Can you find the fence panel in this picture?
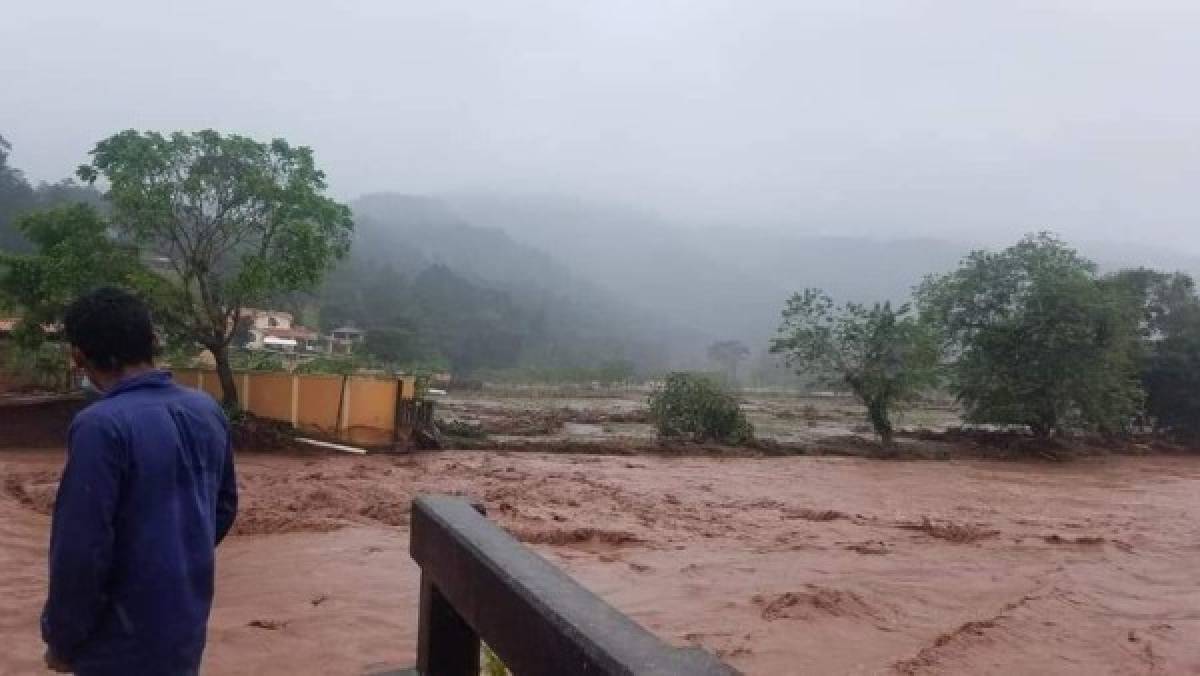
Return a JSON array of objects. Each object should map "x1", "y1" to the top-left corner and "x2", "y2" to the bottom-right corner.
[
  {"x1": 346, "y1": 377, "x2": 398, "y2": 445},
  {"x1": 296, "y1": 374, "x2": 344, "y2": 436},
  {"x1": 245, "y1": 372, "x2": 293, "y2": 423}
]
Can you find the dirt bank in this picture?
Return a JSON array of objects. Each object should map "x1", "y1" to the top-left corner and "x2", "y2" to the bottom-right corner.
[
  {"x1": 0, "y1": 395, "x2": 87, "y2": 448},
  {"x1": 2, "y1": 448, "x2": 1199, "y2": 674}
]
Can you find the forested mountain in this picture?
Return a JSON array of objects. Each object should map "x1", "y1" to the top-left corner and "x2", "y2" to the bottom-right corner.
[
  {"x1": 443, "y1": 194, "x2": 965, "y2": 349},
  {"x1": 313, "y1": 193, "x2": 678, "y2": 376},
  {"x1": 0, "y1": 135, "x2": 103, "y2": 253}
]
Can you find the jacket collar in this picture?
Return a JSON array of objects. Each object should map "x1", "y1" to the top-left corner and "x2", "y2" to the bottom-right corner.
[{"x1": 103, "y1": 369, "x2": 173, "y2": 398}]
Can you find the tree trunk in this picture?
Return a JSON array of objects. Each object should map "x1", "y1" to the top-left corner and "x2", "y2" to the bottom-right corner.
[
  {"x1": 866, "y1": 398, "x2": 894, "y2": 446},
  {"x1": 212, "y1": 343, "x2": 239, "y2": 409},
  {"x1": 1030, "y1": 421, "x2": 1054, "y2": 441}
]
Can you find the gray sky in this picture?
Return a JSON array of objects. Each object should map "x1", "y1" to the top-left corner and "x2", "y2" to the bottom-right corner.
[{"x1": 4, "y1": 1, "x2": 1200, "y2": 250}]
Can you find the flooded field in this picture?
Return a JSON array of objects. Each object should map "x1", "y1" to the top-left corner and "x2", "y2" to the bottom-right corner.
[
  {"x1": 435, "y1": 387, "x2": 962, "y2": 447},
  {"x1": 3, "y1": 433, "x2": 1199, "y2": 674}
]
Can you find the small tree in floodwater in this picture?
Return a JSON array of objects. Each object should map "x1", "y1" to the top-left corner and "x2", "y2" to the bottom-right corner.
[
  {"x1": 770, "y1": 289, "x2": 939, "y2": 445},
  {"x1": 648, "y1": 372, "x2": 753, "y2": 444}
]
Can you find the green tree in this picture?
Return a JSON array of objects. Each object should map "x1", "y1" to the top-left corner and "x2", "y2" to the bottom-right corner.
[
  {"x1": 0, "y1": 204, "x2": 145, "y2": 343},
  {"x1": 770, "y1": 289, "x2": 938, "y2": 445},
  {"x1": 648, "y1": 372, "x2": 753, "y2": 444},
  {"x1": 78, "y1": 130, "x2": 353, "y2": 406},
  {"x1": 0, "y1": 136, "x2": 105, "y2": 254},
  {"x1": 918, "y1": 233, "x2": 1142, "y2": 438},
  {"x1": 0, "y1": 134, "x2": 36, "y2": 252},
  {"x1": 707, "y1": 339, "x2": 750, "y2": 383},
  {"x1": 1108, "y1": 268, "x2": 1200, "y2": 438}
]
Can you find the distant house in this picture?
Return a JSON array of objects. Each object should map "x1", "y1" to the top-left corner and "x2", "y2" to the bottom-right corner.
[
  {"x1": 239, "y1": 308, "x2": 321, "y2": 353},
  {"x1": 328, "y1": 326, "x2": 366, "y2": 355}
]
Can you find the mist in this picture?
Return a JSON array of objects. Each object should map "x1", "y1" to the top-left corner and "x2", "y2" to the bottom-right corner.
[{"x1": 5, "y1": 1, "x2": 1200, "y2": 250}]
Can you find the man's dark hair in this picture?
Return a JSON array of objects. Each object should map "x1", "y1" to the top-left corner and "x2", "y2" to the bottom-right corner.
[{"x1": 64, "y1": 287, "x2": 155, "y2": 371}]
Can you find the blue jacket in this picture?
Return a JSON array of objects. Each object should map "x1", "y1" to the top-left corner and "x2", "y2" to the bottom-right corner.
[{"x1": 42, "y1": 370, "x2": 237, "y2": 675}]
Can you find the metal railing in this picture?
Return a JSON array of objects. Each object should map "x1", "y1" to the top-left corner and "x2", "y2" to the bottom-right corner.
[{"x1": 402, "y1": 495, "x2": 737, "y2": 676}]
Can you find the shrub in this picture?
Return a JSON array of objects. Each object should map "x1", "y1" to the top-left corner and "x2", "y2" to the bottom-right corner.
[
  {"x1": 647, "y1": 372, "x2": 753, "y2": 444},
  {"x1": 294, "y1": 355, "x2": 359, "y2": 375},
  {"x1": 2, "y1": 342, "x2": 72, "y2": 391},
  {"x1": 229, "y1": 349, "x2": 285, "y2": 372}
]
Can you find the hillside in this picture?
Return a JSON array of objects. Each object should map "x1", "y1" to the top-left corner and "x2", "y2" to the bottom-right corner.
[
  {"x1": 314, "y1": 193, "x2": 680, "y2": 375},
  {"x1": 443, "y1": 193, "x2": 1200, "y2": 355}
]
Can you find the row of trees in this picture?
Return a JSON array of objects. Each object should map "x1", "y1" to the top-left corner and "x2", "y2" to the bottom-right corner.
[{"x1": 772, "y1": 233, "x2": 1200, "y2": 443}]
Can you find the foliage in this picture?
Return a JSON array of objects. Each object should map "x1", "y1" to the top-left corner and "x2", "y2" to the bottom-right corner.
[
  {"x1": 481, "y1": 644, "x2": 510, "y2": 676},
  {"x1": 293, "y1": 355, "x2": 360, "y2": 375},
  {"x1": 0, "y1": 135, "x2": 105, "y2": 253},
  {"x1": 647, "y1": 372, "x2": 753, "y2": 444},
  {"x1": 0, "y1": 134, "x2": 36, "y2": 252},
  {"x1": 437, "y1": 418, "x2": 488, "y2": 439},
  {"x1": 78, "y1": 129, "x2": 353, "y2": 405},
  {"x1": 770, "y1": 288, "x2": 939, "y2": 444},
  {"x1": 1, "y1": 342, "x2": 72, "y2": 391},
  {"x1": 0, "y1": 204, "x2": 146, "y2": 345},
  {"x1": 320, "y1": 259, "x2": 532, "y2": 375},
  {"x1": 228, "y1": 349, "x2": 285, "y2": 372},
  {"x1": 917, "y1": 233, "x2": 1142, "y2": 437},
  {"x1": 707, "y1": 339, "x2": 750, "y2": 383},
  {"x1": 1108, "y1": 268, "x2": 1200, "y2": 439},
  {"x1": 362, "y1": 324, "x2": 434, "y2": 365}
]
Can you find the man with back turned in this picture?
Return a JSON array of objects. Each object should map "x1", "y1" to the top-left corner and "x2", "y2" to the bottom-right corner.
[{"x1": 41, "y1": 287, "x2": 238, "y2": 675}]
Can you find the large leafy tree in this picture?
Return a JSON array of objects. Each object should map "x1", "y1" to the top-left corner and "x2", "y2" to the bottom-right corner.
[
  {"x1": 918, "y1": 233, "x2": 1142, "y2": 438},
  {"x1": 0, "y1": 204, "x2": 145, "y2": 344},
  {"x1": 771, "y1": 289, "x2": 939, "y2": 445},
  {"x1": 707, "y1": 339, "x2": 750, "y2": 383},
  {"x1": 78, "y1": 130, "x2": 353, "y2": 406}
]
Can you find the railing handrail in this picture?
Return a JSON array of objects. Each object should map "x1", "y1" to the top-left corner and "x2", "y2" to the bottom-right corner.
[{"x1": 410, "y1": 495, "x2": 736, "y2": 676}]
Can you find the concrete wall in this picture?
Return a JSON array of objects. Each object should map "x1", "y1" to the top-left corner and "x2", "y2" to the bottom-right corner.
[{"x1": 174, "y1": 369, "x2": 417, "y2": 446}]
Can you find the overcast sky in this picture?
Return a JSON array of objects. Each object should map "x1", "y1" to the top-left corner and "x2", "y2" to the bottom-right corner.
[{"x1": 3, "y1": 1, "x2": 1200, "y2": 249}]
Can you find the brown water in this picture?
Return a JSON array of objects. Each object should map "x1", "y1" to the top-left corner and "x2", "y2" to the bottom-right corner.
[{"x1": 3, "y1": 448, "x2": 1199, "y2": 674}]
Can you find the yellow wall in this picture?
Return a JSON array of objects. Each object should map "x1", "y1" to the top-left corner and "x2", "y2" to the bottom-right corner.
[
  {"x1": 174, "y1": 370, "x2": 201, "y2": 389},
  {"x1": 245, "y1": 372, "x2": 293, "y2": 423},
  {"x1": 296, "y1": 375, "x2": 343, "y2": 435},
  {"x1": 199, "y1": 372, "x2": 223, "y2": 401},
  {"x1": 346, "y1": 378, "x2": 398, "y2": 445},
  {"x1": 173, "y1": 369, "x2": 417, "y2": 446}
]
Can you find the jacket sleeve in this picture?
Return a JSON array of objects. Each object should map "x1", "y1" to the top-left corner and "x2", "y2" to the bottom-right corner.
[
  {"x1": 214, "y1": 428, "x2": 238, "y2": 545},
  {"x1": 41, "y1": 414, "x2": 125, "y2": 663}
]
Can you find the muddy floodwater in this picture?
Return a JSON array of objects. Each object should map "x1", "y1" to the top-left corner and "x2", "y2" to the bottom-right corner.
[{"x1": 3, "y1": 445, "x2": 1199, "y2": 674}]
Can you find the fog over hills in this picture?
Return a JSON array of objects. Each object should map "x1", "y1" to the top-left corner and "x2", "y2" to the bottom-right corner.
[{"x1": 345, "y1": 191, "x2": 1200, "y2": 371}]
